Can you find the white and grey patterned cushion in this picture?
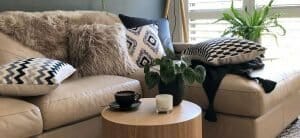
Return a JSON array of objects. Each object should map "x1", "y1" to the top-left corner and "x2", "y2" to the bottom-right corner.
[
  {"x1": 126, "y1": 24, "x2": 166, "y2": 68},
  {"x1": 182, "y1": 37, "x2": 266, "y2": 66},
  {"x1": 0, "y1": 58, "x2": 76, "y2": 96}
]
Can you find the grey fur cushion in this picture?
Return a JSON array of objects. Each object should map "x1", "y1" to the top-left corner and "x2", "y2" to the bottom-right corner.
[{"x1": 68, "y1": 23, "x2": 138, "y2": 77}]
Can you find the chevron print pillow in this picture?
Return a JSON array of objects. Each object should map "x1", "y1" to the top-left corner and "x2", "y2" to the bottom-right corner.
[
  {"x1": 0, "y1": 58, "x2": 76, "y2": 96},
  {"x1": 182, "y1": 37, "x2": 265, "y2": 66},
  {"x1": 126, "y1": 24, "x2": 166, "y2": 68}
]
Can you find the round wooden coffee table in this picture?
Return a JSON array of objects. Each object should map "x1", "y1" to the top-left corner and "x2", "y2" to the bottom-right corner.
[{"x1": 101, "y1": 98, "x2": 202, "y2": 138}]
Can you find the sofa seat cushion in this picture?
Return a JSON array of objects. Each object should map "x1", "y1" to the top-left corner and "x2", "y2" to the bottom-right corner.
[
  {"x1": 0, "y1": 97, "x2": 43, "y2": 137},
  {"x1": 185, "y1": 59, "x2": 300, "y2": 117},
  {"x1": 28, "y1": 75, "x2": 141, "y2": 130}
]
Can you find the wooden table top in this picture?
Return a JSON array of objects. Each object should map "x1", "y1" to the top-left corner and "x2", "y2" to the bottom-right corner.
[{"x1": 101, "y1": 98, "x2": 202, "y2": 126}]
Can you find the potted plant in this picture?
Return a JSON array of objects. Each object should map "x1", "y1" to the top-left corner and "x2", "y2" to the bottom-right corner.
[
  {"x1": 215, "y1": 0, "x2": 286, "y2": 42},
  {"x1": 144, "y1": 50, "x2": 206, "y2": 106}
]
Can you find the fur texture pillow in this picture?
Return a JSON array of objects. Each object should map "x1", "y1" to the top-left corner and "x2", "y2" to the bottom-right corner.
[
  {"x1": 0, "y1": 11, "x2": 121, "y2": 62},
  {"x1": 68, "y1": 23, "x2": 138, "y2": 77},
  {"x1": 0, "y1": 11, "x2": 68, "y2": 61}
]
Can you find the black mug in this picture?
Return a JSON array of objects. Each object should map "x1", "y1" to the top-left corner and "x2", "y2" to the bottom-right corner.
[{"x1": 115, "y1": 91, "x2": 141, "y2": 107}]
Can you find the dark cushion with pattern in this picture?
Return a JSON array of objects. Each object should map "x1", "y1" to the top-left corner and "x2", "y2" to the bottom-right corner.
[
  {"x1": 119, "y1": 14, "x2": 174, "y2": 53},
  {"x1": 126, "y1": 24, "x2": 166, "y2": 68},
  {"x1": 182, "y1": 37, "x2": 266, "y2": 66}
]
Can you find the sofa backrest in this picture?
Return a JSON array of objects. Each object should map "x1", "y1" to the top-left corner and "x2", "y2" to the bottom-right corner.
[
  {"x1": 0, "y1": 10, "x2": 121, "y2": 62},
  {"x1": 0, "y1": 32, "x2": 45, "y2": 65}
]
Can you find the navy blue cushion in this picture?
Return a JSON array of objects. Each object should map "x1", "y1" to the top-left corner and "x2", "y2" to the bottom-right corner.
[{"x1": 119, "y1": 14, "x2": 174, "y2": 53}]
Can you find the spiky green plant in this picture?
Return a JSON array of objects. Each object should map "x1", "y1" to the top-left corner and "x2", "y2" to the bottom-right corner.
[{"x1": 216, "y1": 0, "x2": 286, "y2": 42}]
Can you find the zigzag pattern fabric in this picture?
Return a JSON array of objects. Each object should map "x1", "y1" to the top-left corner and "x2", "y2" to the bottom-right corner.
[
  {"x1": 182, "y1": 37, "x2": 265, "y2": 66},
  {"x1": 0, "y1": 58, "x2": 76, "y2": 85}
]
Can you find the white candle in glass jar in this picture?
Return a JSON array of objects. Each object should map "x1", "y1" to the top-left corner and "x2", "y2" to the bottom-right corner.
[{"x1": 156, "y1": 94, "x2": 173, "y2": 113}]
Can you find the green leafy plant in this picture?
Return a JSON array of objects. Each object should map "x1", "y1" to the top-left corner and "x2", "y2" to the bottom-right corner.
[
  {"x1": 215, "y1": 0, "x2": 286, "y2": 42},
  {"x1": 144, "y1": 49, "x2": 206, "y2": 89}
]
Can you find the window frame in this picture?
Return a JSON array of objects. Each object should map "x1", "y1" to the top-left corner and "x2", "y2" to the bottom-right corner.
[
  {"x1": 188, "y1": 0, "x2": 300, "y2": 20},
  {"x1": 187, "y1": 0, "x2": 300, "y2": 43}
]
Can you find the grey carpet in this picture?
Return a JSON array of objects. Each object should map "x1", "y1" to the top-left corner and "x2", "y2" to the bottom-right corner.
[{"x1": 279, "y1": 118, "x2": 300, "y2": 138}]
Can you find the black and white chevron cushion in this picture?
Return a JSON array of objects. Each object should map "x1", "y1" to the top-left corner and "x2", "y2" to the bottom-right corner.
[
  {"x1": 0, "y1": 58, "x2": 76, "y2": 96},
  {"x1": 182, "y1": 37, "x2": 265, "y2": 66},
  {"x1": 126, "y1": 24, "x2": 166, "y2": 68}
]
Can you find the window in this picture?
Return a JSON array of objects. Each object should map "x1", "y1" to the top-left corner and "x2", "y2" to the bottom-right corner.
[
  {"x1": 188, "y1": 0, "x2": 300, "y2": 57},
  {"x1": 261, "y1": 18, "x2": 300, "y2": 49},
  {"x1": 188, "y1": 0, "x2": 242, "y2": 10},
  {"x1": 256, "y1": 0, "x2": 300, "y2": 7},
  {"x1": 189, "y1": 3, "x2": 196, "y2": 7},
  {"x1": 188, "y1": 0, "x2": 243, "y2": 43},
  {"x1": 189, "y1": 19, "x2": 229, "y2": 42}
]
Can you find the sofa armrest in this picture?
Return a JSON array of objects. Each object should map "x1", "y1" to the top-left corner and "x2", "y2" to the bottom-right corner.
[
  {"x1": 172, "y1": 42, "x2": 193, "y2": 60},
  {"x1": 173, "y1": 42, "x2": 193, "y2": 54},
  {"x1": 127, "y1": 68, "x2": 159, "y2": 98}
]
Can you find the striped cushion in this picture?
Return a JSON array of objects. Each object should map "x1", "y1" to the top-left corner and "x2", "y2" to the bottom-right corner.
[
  {"x1": 0, "y1": 58, "x2": 76, "y2": 96},
  {"x1": 182, "y1": 37, "x2": 265, "y2": 66}
]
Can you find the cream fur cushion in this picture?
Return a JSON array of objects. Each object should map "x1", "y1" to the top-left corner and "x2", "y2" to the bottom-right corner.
[
  {"x1": 0, "y1": 11, "x2": 68, "y2": 61},
  {"x1": 0, "y1": 11, "x2": 121, "y2": 62},
  {"x1": 68, "y1": 23, "x2": 138, "y2": 77}
]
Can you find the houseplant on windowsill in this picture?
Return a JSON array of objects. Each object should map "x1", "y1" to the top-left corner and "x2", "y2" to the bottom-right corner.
[
  {"x1": 144, "y1": 50, "x2": 206, "y2": 106},
  {"x1": 215, "y1": 0, "x2": 286, "y2": 42}
]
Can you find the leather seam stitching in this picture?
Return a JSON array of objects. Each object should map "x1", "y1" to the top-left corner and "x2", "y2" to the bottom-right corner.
[{"x1": 0, "y1": 108, "x2": 39, "y2": 117}]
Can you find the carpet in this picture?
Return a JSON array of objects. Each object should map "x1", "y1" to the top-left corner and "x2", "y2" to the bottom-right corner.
[{"x1": 279, "y1": 118, "x2": 300, "y2": 138}]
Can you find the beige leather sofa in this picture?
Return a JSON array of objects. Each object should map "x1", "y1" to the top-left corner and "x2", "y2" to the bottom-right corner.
[
  {"x1": 0, "y1": 11, "x2": 142, "y2": 138},
  {"x1": 155, "y1": 44, "x2": 300, "y2": 138},
  {"x1": 131, "y1": 43, "x2": 300, "y2": 138},
  {"x1": 0, "y1": 11, "x2": 300, "y2": 138},
  {"x1": 0, "y1": 31, "x2": 142, "y2": 137},
  {"x1": 185, "y1": 59, "x2": 300, "y2": 138}
]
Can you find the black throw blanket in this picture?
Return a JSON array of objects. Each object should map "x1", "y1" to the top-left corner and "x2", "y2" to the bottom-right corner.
[{"x1": 191, "y1": 58, "x2": 277, "y2": 122}]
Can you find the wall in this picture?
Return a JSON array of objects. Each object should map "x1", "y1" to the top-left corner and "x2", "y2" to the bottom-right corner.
[
  {"x1": 104, "y1": 0, "x2": 164, "y2": 18},
  {"x1": 0, "y1": 0, "x2": 164, "y2": 19}
]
